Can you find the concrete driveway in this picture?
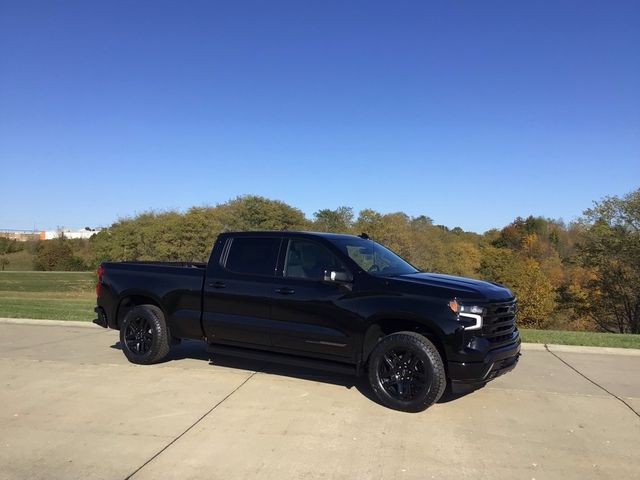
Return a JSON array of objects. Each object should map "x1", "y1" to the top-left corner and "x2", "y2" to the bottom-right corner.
[{"x1": 0, "y1": 321, "x2": 638, "y2": 480}]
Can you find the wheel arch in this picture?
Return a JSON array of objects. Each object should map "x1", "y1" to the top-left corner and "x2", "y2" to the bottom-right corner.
[
  {"x1": 115, "y1": 290, "x2": 165, "y2": 330},
  {"x1": 362, "y1": 317, "x2": 447, "y2": 365}
]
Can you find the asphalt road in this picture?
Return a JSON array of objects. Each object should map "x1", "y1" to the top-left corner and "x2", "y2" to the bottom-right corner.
[{"x1": 1, "y1": 322, "x2": 639, "y2": 480}]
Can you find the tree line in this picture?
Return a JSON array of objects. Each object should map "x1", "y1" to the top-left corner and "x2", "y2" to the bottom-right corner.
[{"x1": 5, "y1": 188, "x2": 638, "y2": 334}]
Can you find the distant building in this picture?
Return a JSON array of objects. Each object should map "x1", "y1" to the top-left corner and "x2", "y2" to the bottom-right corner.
[
  {"x1": 0, "y1": 227, "x2": 102, "y2": 241},
  {"x1": 41, "y1": 227, "x2": 101, "y2": 240},
  {"x1": 0, "y1": 230, "x2": 40, "y2": 241}
]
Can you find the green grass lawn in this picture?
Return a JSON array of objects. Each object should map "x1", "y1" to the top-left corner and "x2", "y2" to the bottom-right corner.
[
  {"x1": 519, "y1": 328, "x2": 640, "y2": 349},
  {"x1": 0, "y1": 271, "x2": 95, "y2": 321}
]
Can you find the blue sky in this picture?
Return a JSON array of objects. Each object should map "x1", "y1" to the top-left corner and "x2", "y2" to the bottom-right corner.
[{"x1": 1, "y1": 0, "x2": 638, "y2": 233}]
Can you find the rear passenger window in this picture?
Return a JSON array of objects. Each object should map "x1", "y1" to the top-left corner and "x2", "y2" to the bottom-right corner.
[{"x1": 224, "y1": 237, "x2": 281, "y2": 277}]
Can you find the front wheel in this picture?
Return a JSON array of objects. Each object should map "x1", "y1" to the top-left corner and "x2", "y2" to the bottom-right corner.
[
  {"x1": 120, "y1": 304, "x2": 171, "y2": 365},
  {"x1": 368, "y1": 332, "x2": 446, "y2": 412}
]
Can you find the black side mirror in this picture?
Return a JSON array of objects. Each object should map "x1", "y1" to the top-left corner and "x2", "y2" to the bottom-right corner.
[{"x1": 324, "y1": 270, "x2": 353, "y2": 283}]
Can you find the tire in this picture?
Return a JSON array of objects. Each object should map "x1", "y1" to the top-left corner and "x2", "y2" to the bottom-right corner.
[
  {"x1": 120, "y1": 304, "x2": 171, "y2": 365},
  {"x1": 367, "y1": 331, "x2": 446, "y2": 412}
]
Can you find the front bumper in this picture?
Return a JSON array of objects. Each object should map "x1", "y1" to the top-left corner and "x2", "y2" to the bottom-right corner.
[{"x1": 448, "y1": 340, "x2": 520, "y2": 386}]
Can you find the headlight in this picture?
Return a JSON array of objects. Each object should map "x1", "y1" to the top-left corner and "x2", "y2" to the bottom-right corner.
[
  {"x1": 460, "y1": 305, "x2": 484, "y2": 315},
  {"x1": 449, "y1": 299, "x2": 484, "y2": 330},
  {"x1": 459, "y1": 311, "x2": 483, "y2": 330}
]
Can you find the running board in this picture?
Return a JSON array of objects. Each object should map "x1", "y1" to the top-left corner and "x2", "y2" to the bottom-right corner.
[{"x1": 207, "y1": 343, "x2": 357, "y2": 375}]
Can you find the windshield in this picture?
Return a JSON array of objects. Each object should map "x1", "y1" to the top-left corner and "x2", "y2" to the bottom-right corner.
[{"x1": 330, "y1": 237, "x2": 419, "y2": 277}]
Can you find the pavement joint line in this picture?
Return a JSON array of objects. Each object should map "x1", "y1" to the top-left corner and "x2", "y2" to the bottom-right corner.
[
  {"x1": 483, "y1": 386, "x2": 612, "y2": 399},
  {"x1": 123, "y1": 367, "x2": 264, "y2": 480},
  {"x1": 544, "y1": 344, "x2": 640, "y2": 419}
]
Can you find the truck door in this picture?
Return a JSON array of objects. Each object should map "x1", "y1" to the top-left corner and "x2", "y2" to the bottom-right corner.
[
  {"x1": 202, "y1": 235, "x2": 282, "y2": 347},
  {"x1": 269, "y1": 238, "x2": 358, "y2": 359}
]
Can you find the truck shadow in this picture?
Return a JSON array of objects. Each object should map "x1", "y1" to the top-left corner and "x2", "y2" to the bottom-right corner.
[{"x1": 111, "y1": 339, "x2": 479, "y2": 407}]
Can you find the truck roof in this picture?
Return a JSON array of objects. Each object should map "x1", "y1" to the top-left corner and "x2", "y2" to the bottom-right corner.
[{"x1": 218, "y1": 230, "x2": 364, "y2": 241}]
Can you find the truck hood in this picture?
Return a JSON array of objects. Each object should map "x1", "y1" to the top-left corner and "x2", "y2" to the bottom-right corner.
[{"x1": 394, "y1": 272, "x2": 514, "y2": 302}]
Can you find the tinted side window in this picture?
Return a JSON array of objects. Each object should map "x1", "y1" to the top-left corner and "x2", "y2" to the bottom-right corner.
[
  {"x1": 224, "y1": 237, "x2": 281, "y2": 276},
  {"x1": 284, "y1": 239, "x2": 347, "y2": 281}
]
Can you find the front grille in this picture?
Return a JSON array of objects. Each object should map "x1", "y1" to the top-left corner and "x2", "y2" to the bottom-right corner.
[{"x1": 481, "y1": 300, "x2": 518, "y2": 347}]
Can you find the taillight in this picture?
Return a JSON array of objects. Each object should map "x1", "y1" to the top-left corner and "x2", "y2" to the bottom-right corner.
[{"x1": 96, "y1": 265, "x2": 105, "y2": 297}]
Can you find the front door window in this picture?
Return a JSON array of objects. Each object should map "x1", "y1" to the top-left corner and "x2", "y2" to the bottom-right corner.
[{"x1": 283, "y1": 239, "x2": 347, "y2": 281}]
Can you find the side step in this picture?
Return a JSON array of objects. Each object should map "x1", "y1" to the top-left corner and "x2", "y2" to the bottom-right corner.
[{"x1": 207, "y1": 343, "x2": 358, "y2": 375}]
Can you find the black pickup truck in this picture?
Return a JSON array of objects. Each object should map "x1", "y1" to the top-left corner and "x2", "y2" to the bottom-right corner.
[{"x1": 94, "y1": 230, "x2": 520, "y2": 412}]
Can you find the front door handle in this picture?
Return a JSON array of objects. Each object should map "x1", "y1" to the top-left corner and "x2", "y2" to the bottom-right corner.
[
  {"x1": 275, "y1": 288, "x2": 295, "y2": 295},
  {"x1": 209, "y1": 281, "x2": 226, "y2": 289}
]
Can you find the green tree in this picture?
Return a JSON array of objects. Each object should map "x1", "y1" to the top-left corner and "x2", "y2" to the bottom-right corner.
[
  {"x1": 354, "y1": 210, "x2": 414, "y2": 259},
  {"x1": 89, "y1": 196, "x2": 310, "y2": 263},
  {"x1": 0, "y1": 238, "x2": 23, "y2": 271},
  {"x1": 179, "y1": 206, "x2": 226, "y2": 261},
  {"x1": 216, "y1": 195, "x2": 310, "y2": 232},
  {"x1": 0, "y1": 238, "x2": 23, "y2": 254},
  {"x1": 34, "y1": 238, "x2": 88, "y2": 271},
  {"x1": 479, "y1": 247, "x2": 555, "y2": 328},
  {"x1": 577, "y1": 188, "x2": 640, "y2": 333},
  {"x1": 353, "y1": 209, "x2": 385, "y2": 238},
  {"x1": 313, "y1": 206, "x2": 354, "y2": 233}
]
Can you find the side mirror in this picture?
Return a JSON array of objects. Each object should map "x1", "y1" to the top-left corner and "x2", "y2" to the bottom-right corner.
[{"x1": 324, "y1": 270, "x2": 353, "y2": 283}]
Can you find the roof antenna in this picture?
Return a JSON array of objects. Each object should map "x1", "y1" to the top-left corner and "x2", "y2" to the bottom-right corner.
[{"x1": 359, "y1": 232, "x2": 370, "y2": 240}]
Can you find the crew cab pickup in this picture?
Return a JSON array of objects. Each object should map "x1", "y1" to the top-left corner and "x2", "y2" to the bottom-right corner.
[{"x1": 94, "y1": 231, "x2": 520, "y2": 412}]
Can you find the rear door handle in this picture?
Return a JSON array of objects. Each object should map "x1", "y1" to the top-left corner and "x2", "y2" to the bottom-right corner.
[
  {"x1": 209, "y1": 281, "x2": 226, "y2": 289},
  {"x1": 275, "y1": 288, "x2": 295, "y2": 295}
]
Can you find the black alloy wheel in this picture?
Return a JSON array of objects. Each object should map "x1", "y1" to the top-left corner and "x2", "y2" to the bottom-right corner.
[
  {"x1": 377, "y1": 346, "x2": 429, "y2": 401},
  {"x1": 368, "y1": 331, "x2": 446, "y2": 412},
  {"x1": 120, "y1": 304, "x2": 171, "y2": 365},
  {"x1": 124, "y1": 315, "x2": 153, "y2": 355}
]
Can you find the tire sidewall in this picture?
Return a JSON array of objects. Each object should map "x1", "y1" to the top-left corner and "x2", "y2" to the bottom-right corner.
[{"x1": 120, "y1": 305, "x2": 170, "y2": 365}]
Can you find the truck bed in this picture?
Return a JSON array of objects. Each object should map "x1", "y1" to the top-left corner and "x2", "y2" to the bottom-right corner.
[{"x1": 98, "y1": 261, "x2": 207, "y2": 339}]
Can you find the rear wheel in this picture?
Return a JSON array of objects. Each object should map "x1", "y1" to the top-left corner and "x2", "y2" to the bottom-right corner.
[
  {"x1": 120, "y1": 304, "x2": 171, "y2": 365},
  {"x1": 368, "y1": 331, "x2": 446, "y2": 412}
]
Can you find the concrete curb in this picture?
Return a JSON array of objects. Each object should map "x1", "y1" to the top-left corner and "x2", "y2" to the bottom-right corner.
[
  {"x1": 521, "y1": 342, "x2": 640, "y2": 356},
  {"x1": 1, "y1": 318, "x2": 639, "y2": 355},
  {"x1": 0, "y1": 318, "x2": 99, "y2": 329}
]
